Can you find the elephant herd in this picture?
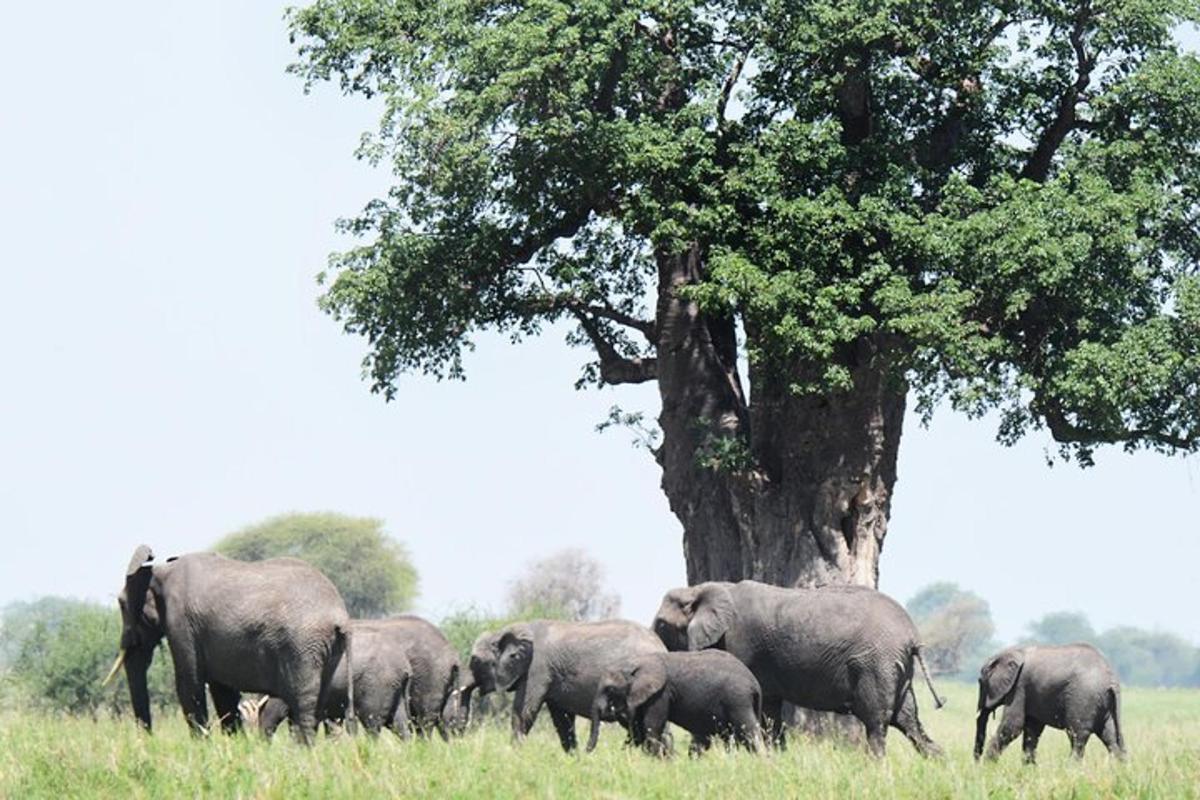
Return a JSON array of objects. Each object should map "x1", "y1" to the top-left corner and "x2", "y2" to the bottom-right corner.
[{"x1": 104, "y1": 546, "x2": 1126, "y2": 763}]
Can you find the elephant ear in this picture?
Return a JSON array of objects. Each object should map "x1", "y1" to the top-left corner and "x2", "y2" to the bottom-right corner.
[
  {"x1": 687, "y1": 583, "x2": 735, "y2": 651},
  {"x1": 981, "y1": 650, "x2": 1025, "y2": 710},
  {"x1": 497, "y1": 624, "x2": 535, "y2": 681},
  {"x1": 626, "y1": 657, "x2": 668, "y2": 710},
  {"x1": 123, "y1": 545, "x2": 156, "y2": 628}
]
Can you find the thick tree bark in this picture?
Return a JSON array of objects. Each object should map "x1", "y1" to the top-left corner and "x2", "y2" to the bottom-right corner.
[{"x1": 654, "y1": 246, "x2": 905, "y2": 591}]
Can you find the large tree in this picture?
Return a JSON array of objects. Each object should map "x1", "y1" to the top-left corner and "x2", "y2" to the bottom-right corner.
[{"x1": 289, "y1": 0, "x2": 1200, "y2": 588}]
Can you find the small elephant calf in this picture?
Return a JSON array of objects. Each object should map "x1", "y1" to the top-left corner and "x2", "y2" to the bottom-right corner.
[
  {"x1": 975, "y1": 643, "x2": 1125, "y2": 763},
  {"x1": 587, "y1": 650, "x2": 763, "y2": 756}
]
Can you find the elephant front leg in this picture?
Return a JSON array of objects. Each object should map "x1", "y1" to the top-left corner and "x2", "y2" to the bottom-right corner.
[
  {"x1": 170, "y1": 659, "x2": 209, "y2": 735},
  {"x1": 985, "y1": 706, "x2": 1025, "y2": 761},
  {"x1": 547, "y1": 705, "x2": 577, "y2": 752},
  {"x1": 209, "y1": 682, "x2": 242, "y2": 735},
  {"x1": 1021, "y1": 720, "x2": 1044, "y2": 764},
  {"x1": 510, "y1": 678, "x2": 547, "y2": 742},
  {"x1": 762, "y1": 696, "x2": 787, "y2": 750}
]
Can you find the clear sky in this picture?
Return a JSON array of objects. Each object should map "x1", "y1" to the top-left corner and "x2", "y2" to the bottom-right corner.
[{"x1": 2, "y1": 3, "x2": 1197, "y2": 645}]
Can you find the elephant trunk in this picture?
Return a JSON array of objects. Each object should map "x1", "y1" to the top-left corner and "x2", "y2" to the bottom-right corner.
[
  {"x1": 124, "y1": 646, "x2": 154, "y2": 730},
  {"x1": 457, "y1": 682, "x2": 477, "y2": 731},
  {"x1": 586, "y1": 697, "x2": 604, "y2": 753}
]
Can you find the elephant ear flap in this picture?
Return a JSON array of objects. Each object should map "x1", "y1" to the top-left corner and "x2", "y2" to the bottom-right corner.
[
  {"x1": 687, "y1": 583, "x2": 734, "y2": 651},
  {"x1": 982, "y1": 650, "x2": 1025, "y2": 710},
  {"x1": 125, "y1": 545, "x2": 154, "y2": 577},
  {"x1": 499, "y1": 624, "x2": 535, "y2": 665},
  {"x1": 627, "y1": 657, "x2": 667, "y2": 710}
]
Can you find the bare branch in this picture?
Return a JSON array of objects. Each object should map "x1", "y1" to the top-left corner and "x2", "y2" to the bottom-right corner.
[
  {"x1": 717, "y1": 45, "x2": 752, "y2": 124},
  {"x1": 571, "y1": 308, "x2": 658, "y2": 385},
  {"x1": 1020, "y1": 6, "x2": 1096, "y2": 182}
]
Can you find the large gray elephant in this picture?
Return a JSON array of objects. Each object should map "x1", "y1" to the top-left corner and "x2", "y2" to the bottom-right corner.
[
  {"x1": 256, "y1": 619, "x2": 412, "y2": 738},
  {"x1": 974, "y1": 643, "x2": 1125, "y2": 763},
  {"x1": 653, "y1": 580, "x2": 944, "y2": 757},
  {"x1": 463, "y1": 619, "x2": 666, "y2": 752},
  {"x1": 104, "y1": 545, "x2": 352, "y2": 744},
  {"x1": 587, "y1": 650, "x2": 763, "y2": 756}
]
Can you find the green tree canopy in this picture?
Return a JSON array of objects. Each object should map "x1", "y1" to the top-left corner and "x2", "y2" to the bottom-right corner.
[
  {"x1": 287, "y1": 0, "x2": 1200, "y2": 587},
  {"x1": 1, "y1": 598, "x2": 173, "y2": 716},
  {"x1": 214, "y1": 512, "x2": 418, "y2": 618},
  {"x1": 1025, "y1": 610, "x2": 1097, "y2": 644},
  {"x1": 906, "y1": 582, "x2": 996, "y2": 679}
]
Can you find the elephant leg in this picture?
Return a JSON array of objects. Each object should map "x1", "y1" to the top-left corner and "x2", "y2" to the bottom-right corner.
[
  {"x1": 389, "y1": 692, "x2": 412, "y2": 741},
  {"x1": 1098, "y1": 716, "x2": 1124, "y2": 760},
  {"x1": 732, "y1": 708, "x2": 764, "y2": 753},
  {"x1": 985, "y1": 705, "x2": 1025, "y2": 761},
  {"x1": 170, "y1": 655, "x2": 209, "y2": 735},
  {"x1": 890, "y1": 688, "x2": 943, "y2": 758},
  {"x1": 688, "y1": 734, "x2": 712, "y2": 758},
  {"x1": 209, "y1": 682, "x2": 242, "y2": 735},
  {"x1": 1068, "y1": 729, "x2": 1090, "y2": 760},
  {"x1": 286, "y1": 686, "x2": 322, "y2": 746},
  {"x1": 548, "y1": 705, "x2": 577, "y2": 753},
  {"x1": 510, "y1": 677, "x2": 547, "y2": 741},
  {"x1": 762, "y1": 695, "x2": 786, "y2": 750},
  {"x1": 1021, "y1": 719, "x2": 1045, "y2": 765},
  {"x1": 640, "y1": 698, "x2": 671, "y2": 758}
]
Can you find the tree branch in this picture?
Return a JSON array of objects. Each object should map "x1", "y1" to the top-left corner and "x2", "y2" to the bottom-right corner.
[
  {"x1": 570, "y1": 309, "x2": 659, "y2": 385},
  {"x1": 1020, "y1": 6, "x2": 1096, "y2": 183},
  {"x1": 1037, "y1": 396, "x2": 1197, "y2": 451},
  {"x1": 717, "y1": 45, "x2": 752, "y2": 124}
]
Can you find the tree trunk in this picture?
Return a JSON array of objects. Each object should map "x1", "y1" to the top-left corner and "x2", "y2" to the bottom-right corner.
[{"x1": 655, "y1": 246, "x2": 906, "y2": 590}]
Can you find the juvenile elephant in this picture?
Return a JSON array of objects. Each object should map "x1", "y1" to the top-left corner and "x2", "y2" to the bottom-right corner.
[
  {"x1": 385, "y1": 615, "x2": 463, "y2": 739},
  {"x1": 104, "y1": 546, "x2": 351, "y2": 744},
  {"x1": 653, "y1": 580, "x2": 944, "y2": 757},
  {"x1": 975, "y1": 643, "x2": 1125, "y2": 763},
  {"x1": 256, "y1": 619, "x2": 412, "y2": 738},
  {"x1": 464, "y1": 619, "x2": 665, "y2": 752},
  {"x1": 587, "y1": 650, "x2": 763, "y2": 756}
]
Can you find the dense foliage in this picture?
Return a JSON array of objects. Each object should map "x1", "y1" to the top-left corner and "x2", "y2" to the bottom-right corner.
[
  {"x1": 214, "y1": 512, "x2": 418, "y2": 618},
  {"x1": 0, "y1": 598, "x2": 173, "y2": 716},
  {"x1": 290, "y1": 0, "x2": 1200, "y2": 464},
  {"x1": 905, "y1": 582, "x2": 997, "y2": 679}
]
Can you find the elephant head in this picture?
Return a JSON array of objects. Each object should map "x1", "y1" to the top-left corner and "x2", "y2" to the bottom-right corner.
[
  {"x1": 652, "y1": 583, "x2": 735, "y2": 652},
  {"x1": 974, "y1": 648, "x2": 1026, "y2": 760},
  {"x1": 467, "y1": 625, "x2": 534, "y2": 695},
  {"x1": 104, "y1": 545, "x2": 164, "y2": 730},
  {"x1": 586, "y1": 656, "x2": 667, "y2": 752}
]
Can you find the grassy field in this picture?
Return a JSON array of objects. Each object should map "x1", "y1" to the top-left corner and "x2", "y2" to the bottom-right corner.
[{"x1": 1, "y1": 683, "x2": 1196, "y2": 799}]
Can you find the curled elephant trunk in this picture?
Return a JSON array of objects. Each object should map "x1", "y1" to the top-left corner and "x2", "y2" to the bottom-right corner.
[{"x1": 586, "y1": 698, "x2": 604, "y2": 753}]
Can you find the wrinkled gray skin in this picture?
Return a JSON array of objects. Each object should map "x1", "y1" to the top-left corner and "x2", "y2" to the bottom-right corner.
[
  {"x1": 653, "y1": 580, "x2": 944, "y2": 757},
  {"x1": 975, "y1": 643, "x2": 1125, "y2": 763},
  {"x1": 113, "y1": 546, "x2": 350, "y2": 745},
  {"x1": 384, "y1": 615, "x2": 463, "y2": 739},
  {"x1": 464, "y1": 619, "x2": 666, "y2": 752},
  {"x1": 588, "y1": 650, "x2": 763, "y2": 757},
  {"x1": 257, "y1": 620, "x2": 412, "y2": 738}
]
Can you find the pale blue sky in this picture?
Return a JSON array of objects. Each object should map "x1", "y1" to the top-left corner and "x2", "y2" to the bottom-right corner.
[{"x1": 2, "y1": 3, "x2": 1196, "y2": 645}]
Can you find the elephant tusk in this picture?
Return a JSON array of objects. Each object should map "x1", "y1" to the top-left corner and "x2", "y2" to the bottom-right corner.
[
  {"x1": 101, "y1": 649, "x2": 126, "y2": 687},
  {"x1": 255, "y1": 695, "x2": 270, "y2": 713}
]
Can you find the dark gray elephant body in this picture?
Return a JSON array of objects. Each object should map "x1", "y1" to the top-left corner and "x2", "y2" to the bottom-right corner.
[
  {"x1": 975, "y1": 643, "x2": 1125, "y2": 763},
  {"x1": 111, "y1": 546, "x2": 350, "y2": 743},
  {"x1": 385, "y1": 615, "x2": 462, "y2": 738},
  {"x1": 588, "y1": 650, "x2": 763, "y2": 756},
  {"x1": 466, "y1": 619, "x2": 666, "y2": 752},
  {"x1": 258, "y1": 619, "x2": 412, "y2": 737},
  {"x1": 653, "y1": 580, "x2": 943, "y2": 757}
]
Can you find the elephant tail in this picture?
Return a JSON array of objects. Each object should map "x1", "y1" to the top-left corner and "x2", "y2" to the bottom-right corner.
[
  {"x1": 1108, "y1": 685, "x2": 1125, "y2": 753},
  {"x1": 338, "y1": 624, "x2": 356, "y2": 732},
  {"x1": 914, "y1": 646, "x2": 946, "y2": 709},
  {"x1": 438, "y1": 663, "x2": 461, "y2": 739}
]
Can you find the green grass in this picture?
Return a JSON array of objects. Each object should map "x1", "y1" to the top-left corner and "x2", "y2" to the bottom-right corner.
[{"x1": 1, "y1": 684, "x2": 1196, "y2": 799}]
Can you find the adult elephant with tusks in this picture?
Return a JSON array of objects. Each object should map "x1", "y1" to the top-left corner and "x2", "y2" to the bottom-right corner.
[
  {"x1": 653, "y1": 580, "x2": 945, "y2": 757},
  {"x1": 461, "y1": 619, "x2": 666, "y2": 752},
  {"x1": 103, "y1": 545, "x2": 354, "y2": 744}
]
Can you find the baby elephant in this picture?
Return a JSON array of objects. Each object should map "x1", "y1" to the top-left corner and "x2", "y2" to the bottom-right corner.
[
  {"x1": 587, "y1": 650, "x2": 763, "y2": 756},
  {"x1": 975, "y1": 643, "x2": 1125, "y2": 763}
]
